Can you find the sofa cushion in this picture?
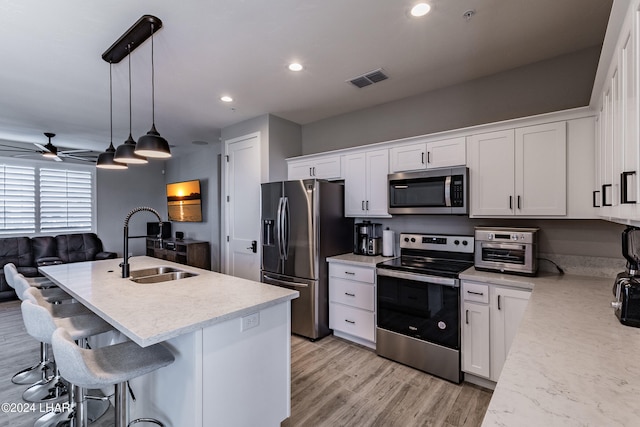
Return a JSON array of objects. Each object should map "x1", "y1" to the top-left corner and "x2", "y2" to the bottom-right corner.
[
  {"x1": 0, "y1": 237, "x2": 34, "y2": 268},
  {"x1": 32, "y1": 236, "x2": 62, "y2": 265},
  {"x1": 55, "y1": 233, "x2": 104, "y2": 263}
]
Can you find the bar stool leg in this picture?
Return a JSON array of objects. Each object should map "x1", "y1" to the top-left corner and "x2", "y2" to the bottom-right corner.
[{"x1": 11, "y1": 342, "x2": 54, "y2": 385}]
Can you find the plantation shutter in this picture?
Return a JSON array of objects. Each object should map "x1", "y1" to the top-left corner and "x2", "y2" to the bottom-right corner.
[
  {"x1": 40, "y1": 168, "x2": 93, "y2": 232},
  {"x1": 0, "y1": 164, "x2": 36, "y2": 233}
]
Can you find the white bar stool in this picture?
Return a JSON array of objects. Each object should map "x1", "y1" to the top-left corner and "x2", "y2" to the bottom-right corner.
[
  {"x1": 21, "y1": 288, "x2": 114, "y2": 427},
  {"x1": 4, "y1": 265, "x2": 73, "y2": 386},
  {"x1": 52, "y1": 326, "x2": 175, "y2": 427}
]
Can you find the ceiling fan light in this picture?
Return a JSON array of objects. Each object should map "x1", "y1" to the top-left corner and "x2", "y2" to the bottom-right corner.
[
  {"x1": 42, "y1": 141, "x2": 58, "y2": 157},
  {"x1": 114, "y1": 136, "x2": 148, "y2": 164},
  {"x1": 136, "y1": 125, "x2": 171, "y2": 158}
]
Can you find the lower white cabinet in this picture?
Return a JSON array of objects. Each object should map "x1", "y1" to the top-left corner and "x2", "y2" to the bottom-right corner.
[
  {"x1": 328, "y1": 262, "x2": 376, "y2": 348},
  {"x1": 461, "y1": 280, "x2": 531, "y2": 383}
]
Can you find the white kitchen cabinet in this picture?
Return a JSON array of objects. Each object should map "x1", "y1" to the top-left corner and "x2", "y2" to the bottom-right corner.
[
  {"x1": 287, "y1": 155, "x2": 341, "y2": 180},
  {"x1": 468, "y1": 122, "x2": 567, "y2": 217},
  {"x1": 328, "y1": 262, "x2": 376, "y2": 348},
  {"x1": 461, "y1": 280, "x2": 531, "y2": 383},
  {"x1": 343, "y1": 149, "x2": 390, "y2": 217},
  {"x1": 490, "y1": 286, "x2": 531, "y2": 382},
  {"x1": 389, "y1": 137, "x2": 466, "y2": 172},
  {"x1": 461, "y1": 282, "x2": 490, "y2": 379}
]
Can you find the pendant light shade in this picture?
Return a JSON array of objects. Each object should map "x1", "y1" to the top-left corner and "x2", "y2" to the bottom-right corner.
[
  {"x1": 114, "y1": 44, "x2": 147, "y2": 165},
  {"x1": 97, "y1": 63, "x2": 127, "y2": 170},
  {"x1": 136, "y1": 23, "x2": 171, "y2": 159}
]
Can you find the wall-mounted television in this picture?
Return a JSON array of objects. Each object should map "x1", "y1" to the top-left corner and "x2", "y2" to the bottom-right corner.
[{"x1": 166, "y1": 179, "x2": 203, "y2": 222}]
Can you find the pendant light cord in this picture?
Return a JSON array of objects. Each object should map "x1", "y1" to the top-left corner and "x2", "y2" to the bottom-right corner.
[
  {"x1": 151, "y1": 23, "x2": 155, "y2": 126},
  {"x1": 128, "y1": 44, "x2": 133, "y2": 139},
  {"x1": 109, "y1": 62, "x2": 113, "y2": 145}
]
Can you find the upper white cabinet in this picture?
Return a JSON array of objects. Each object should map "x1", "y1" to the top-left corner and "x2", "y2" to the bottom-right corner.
[
  {"x1": 287, "y1": 155, "x2": 341, "y2": 180},
  {"x1": 593, "y1": 0, "x2": 640, "y2": 223},
  {"x1": 343, "y1": 149, "x2": 390, "y2": 217},
  {"x1": 468, "y1": 122, "x2": 567, "y2": 217},
  {"x1": 390, "y1": 136, "x2": 466, "y2": 172}
]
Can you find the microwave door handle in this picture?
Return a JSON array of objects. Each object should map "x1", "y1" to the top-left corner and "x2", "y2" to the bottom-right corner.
[{"x1": 444, "y1": 176, "x2": 452, "y2": 207}]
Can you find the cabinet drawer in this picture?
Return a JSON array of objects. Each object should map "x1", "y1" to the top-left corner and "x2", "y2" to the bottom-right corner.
[
  {"x1": 329, "y1": 303, "x2": 375, "y2": 342},
  {"x1": 329, "y1": 263, "x2": 375, "y2": 283},
  {"x1": 462, "y1": 281, "x2": 489, "y2": 303},
  {"x1": 329, "y1": 278, "x2": 375, "y2": 311}
]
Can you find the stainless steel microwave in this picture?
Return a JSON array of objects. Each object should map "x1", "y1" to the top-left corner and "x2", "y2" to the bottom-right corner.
[{"x1": 388, "y1": 167, "x2": 468, "y2": 214}]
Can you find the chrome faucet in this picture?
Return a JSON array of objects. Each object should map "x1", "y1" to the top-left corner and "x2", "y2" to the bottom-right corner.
[{"x1": 121, "y1": 206, "x2": 163, "y2": 278}]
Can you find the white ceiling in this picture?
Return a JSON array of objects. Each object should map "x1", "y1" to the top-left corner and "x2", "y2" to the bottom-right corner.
[{"x1": 0, "y1": 0, "x2": 612, "y2": 156}]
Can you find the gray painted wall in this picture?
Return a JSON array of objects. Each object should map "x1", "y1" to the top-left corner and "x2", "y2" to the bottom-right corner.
[
  {"x1": 164, "y1": 143, "x2": 222, "y2": 271},
  {"x1": 96, "y1": 161, "x2": 166, "y2": 257},
  {"x1": 301, "y1": 47, "x2": 600, "y2": 154}
]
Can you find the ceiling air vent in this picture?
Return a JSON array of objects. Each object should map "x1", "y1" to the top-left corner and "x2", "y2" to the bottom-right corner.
[{"x1": 348, "y1": 68, "x2": 389, "y2": 88}]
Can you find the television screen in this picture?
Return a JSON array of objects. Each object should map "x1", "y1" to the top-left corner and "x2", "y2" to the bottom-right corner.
[{"x1": 166, "y1": 179, "x2": 203, "y2": 222}]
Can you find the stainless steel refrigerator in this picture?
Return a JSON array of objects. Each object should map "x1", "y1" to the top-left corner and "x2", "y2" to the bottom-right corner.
[{"x1": 261, "y1": 179, "x2": 353, "y2": 340}]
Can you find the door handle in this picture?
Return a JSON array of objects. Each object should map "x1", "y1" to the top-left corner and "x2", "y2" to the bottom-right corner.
[
  {"x1": 247, "y1": 240, "x2": 257, "y2": 253},
  {"x1": 592, "y1": 190, "x2": 601, "y2": 208},
  {"x1": 517, "y1": 195, "x2": 521, "y2": 210},
  {"x1": 509, "y1": 196, "x2": 513, "y2": 210},
  {"x1": 602, "y1": 184, "x2": 612, "y2": 206},
  {"x1": 621, "y1": 171, "x2": 637, "y2": 204},
  {"x1": 497, "y1": 295, "x2": 501, "y2": 310}
]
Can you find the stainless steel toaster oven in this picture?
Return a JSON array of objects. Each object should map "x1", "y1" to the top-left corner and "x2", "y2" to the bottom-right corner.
[{"x1": 474, "y1": 227, "x2": 539, "y2": 276}]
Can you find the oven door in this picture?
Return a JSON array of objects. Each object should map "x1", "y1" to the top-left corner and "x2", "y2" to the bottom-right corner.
[{"x1": 376, "y1": 269, "x2": 460, "y2": 350}]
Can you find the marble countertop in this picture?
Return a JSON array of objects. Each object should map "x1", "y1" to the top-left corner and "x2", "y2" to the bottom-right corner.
[
  {"x1": 326, "y1": 253, "x2": 395, "y2": 267},
  {"x1": 39, "y1": 256, "x2": 298, "y2": 347},
  {"x1": 464, "y1": 267, "x2": 640, "y2": 426}
]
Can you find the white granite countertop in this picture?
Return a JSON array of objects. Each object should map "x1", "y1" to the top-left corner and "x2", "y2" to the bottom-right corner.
[
  {"x1": 326, "y1": 253, "x2": 395, "y2": 267},
  {"x1": 39, "y1": 256, "x2": 299, "y2": 347},
  {"x1": 461, "y1": 267, "x2": 640, "y2": 426}
]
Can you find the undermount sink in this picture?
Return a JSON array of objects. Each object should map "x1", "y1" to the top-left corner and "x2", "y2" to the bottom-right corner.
[{"x1": 129, "y1": 267, "x2": 198, "y2": 284}]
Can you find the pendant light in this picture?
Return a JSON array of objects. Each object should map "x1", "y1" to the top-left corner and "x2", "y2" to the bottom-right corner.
[
  {"x1": 114, "y1": 44, "x2": 147, "y2": 164},
  {"x1": 136, "y1": 23, "x2": 171, "y2": 158},
  {"x1": 97, "y1": 62, "x2": 128, "y2": 170}
]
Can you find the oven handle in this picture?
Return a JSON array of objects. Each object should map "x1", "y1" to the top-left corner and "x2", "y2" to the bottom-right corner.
[
  {"x1": 376, "y1": 268, "x2": 459, "y2": 287},
  {"x1": 480, "y1": 242, "x2": 526, "y2": 250}
]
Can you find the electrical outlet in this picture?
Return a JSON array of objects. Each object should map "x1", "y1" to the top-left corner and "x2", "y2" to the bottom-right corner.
[{"x1": 241, "y1": 312, "x2": 260, "y2": 331}]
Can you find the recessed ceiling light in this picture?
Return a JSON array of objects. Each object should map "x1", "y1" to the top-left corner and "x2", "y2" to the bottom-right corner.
[
  {"x1": 288, "y1": 63, "x2": 303, "y2": 72},
  {"x1": 220, "y1": 96, "x2": 233, "y2": 102},
  {"x1": 410, "y1": 3, "x2": 431, "y2": 17}
]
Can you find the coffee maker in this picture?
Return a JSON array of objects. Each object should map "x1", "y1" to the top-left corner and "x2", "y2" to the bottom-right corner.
[
  {"x1": 354, "y1": 221, "x2": 382, "y2": 256},
  {"x1": 612, "y1": 226, "x2": 640, "y2": 327}
]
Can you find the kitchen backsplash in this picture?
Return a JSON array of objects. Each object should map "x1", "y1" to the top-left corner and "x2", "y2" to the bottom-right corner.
[{"x1": 537, "y1": 253, "x2": 625, "y2": 278}]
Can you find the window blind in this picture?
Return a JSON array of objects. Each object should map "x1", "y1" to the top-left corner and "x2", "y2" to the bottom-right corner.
[
  {"x1": 0, "y1": 164, "x2": 36, "y2": 233},
  {"x1": 40, "y1": 168, "x2": 93, "y2": 232}
]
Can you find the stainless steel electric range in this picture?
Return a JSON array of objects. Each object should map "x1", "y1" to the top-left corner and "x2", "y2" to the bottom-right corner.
[{"x1": 376, "y1": 232, "x2": 474, "y2": 383}]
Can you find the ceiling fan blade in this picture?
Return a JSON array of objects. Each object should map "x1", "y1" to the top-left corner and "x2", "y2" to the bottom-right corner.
[
  {"x1": 0, "y1": 143, "x2": 37, "y2": 152},
  {"x1": 64, "y1": 155, "x2": 97, "y2": 162},
  {"x1": 58, "y1": 149, "x2": 92, "y2": 154},
  {"x1": 34, "y1": 142, "x2": 49, "y2": 152}
]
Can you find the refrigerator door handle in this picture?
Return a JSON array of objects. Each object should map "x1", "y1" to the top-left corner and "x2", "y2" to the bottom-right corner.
[
  {"x1": 263, "y1": 274, "x2": 309, "y2": 289},
  {"x1": 283, "y1": 197, "x2": 290, "y2": 260},
  {"x1": 277, "y1": 196, "x2": 285, "y2": 259}
]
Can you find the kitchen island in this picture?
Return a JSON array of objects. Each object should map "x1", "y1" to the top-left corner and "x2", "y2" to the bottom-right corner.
[
  {"x1": 460, "y1": 268, "x2": 640, "y2": 426},
  {"x1": 39, "y1": 256, "x2": 299, "y2": 427}
]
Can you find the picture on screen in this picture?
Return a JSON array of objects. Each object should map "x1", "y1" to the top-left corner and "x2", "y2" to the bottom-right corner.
[{"x1": 166, "y1": 179, "x2": 203, "y2": 222}]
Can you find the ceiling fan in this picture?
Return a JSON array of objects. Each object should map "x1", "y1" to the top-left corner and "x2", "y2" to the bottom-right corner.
[{"x1": 0, "y1": 132, "x2": 99, "y2": 163}]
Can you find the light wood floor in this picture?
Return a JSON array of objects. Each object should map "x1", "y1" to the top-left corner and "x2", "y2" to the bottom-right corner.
[{"x1": 1, "y1": 299, "x2": 491, "y2": 426}]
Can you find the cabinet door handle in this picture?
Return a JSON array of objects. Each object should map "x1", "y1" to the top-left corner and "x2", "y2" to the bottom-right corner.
[
  {"x1": 509, "y1": 196, "x2": 513, "y2": 210},
  {"x1": 309, "y1": 167, "x2": 313, "y2": 177},
  {"x1": 602, "y1": 184, "x2": 612, "y2": 206},
  {"x1": 467, "y1": 290, "x2": 484, "y2": 296},
  {"x1": 345, "y1": 292, "x2": 356, "y2": 297},
  {"x1": 366, "y1": 200, "x2": 369, "y2": 210},
  {"x1": 313, "y1": 167, "x2": 316, "y2": 176},
  {"x1": 465, "y1": 309, "x2": 469, "y2": 324},
  {"x1": 517, "y1": 195, "x2": 521, "y2": 210},
  {"x1": 498, "y1": 295, "x2": 501, "y2": 310},
  {"x1": 593, "y1": 190, "x2": 601, "y2": 208},
  {"x1": 345, "y1": 319, "x2": 356, "y2": 324},
  {"x1": 427, "y1": 151, "x2": 431, "y2": 164},
  {"x1": 621, "y1": 171, "x2": 637, "y2": 204},
  {"x1": 421, "y1": 152, "x2": 425, "y2": 164},
  {"x1": 344, "y1": 271, "x2": 355, "y2": 275},
  {"x1": 362, "y1": 200, "x2": 365, "y2": 211}
]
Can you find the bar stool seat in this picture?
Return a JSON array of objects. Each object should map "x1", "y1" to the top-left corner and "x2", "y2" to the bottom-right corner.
[
  {"x1": 4, "y1": 266, "x2": 73, "y2": 385},
  {"x1": 52, "y1": 327, "x2": 175, "y2": 427},
  {"x1": 21, "y1": 290, "x2": 114, "y2": 426}
]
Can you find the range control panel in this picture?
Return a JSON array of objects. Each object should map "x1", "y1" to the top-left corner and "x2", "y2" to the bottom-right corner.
[{"x1": 399, "y1": 233, "x2": 474, "y2": 254}]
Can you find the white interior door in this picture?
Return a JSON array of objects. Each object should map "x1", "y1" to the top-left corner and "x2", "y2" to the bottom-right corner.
[{"x1": 225, "y1": 132, "x2": 261, "y2": 281}]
